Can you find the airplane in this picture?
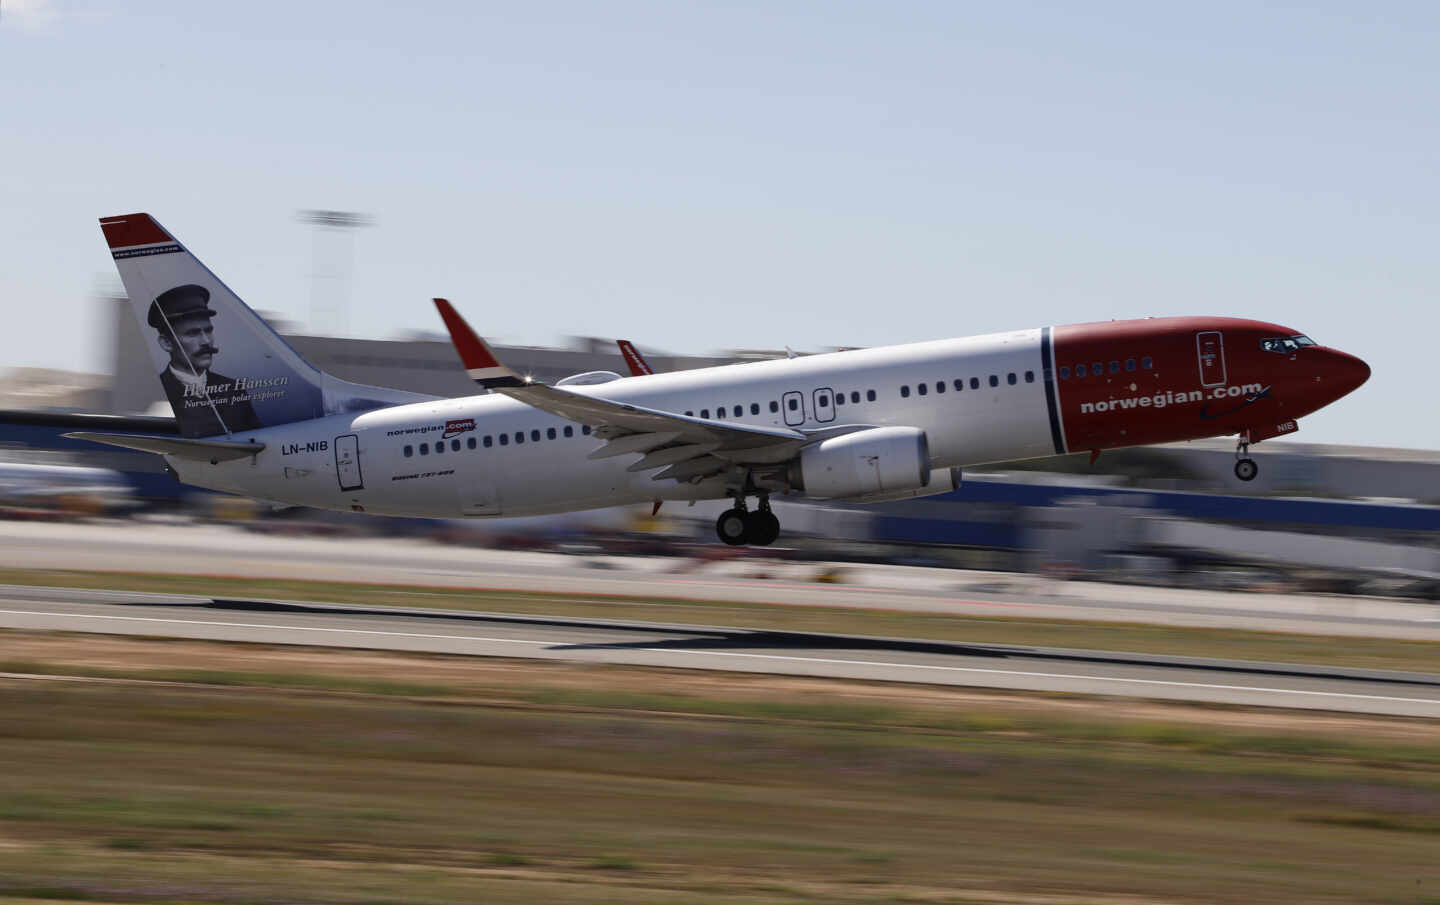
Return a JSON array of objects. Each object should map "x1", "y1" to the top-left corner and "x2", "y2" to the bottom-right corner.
[{"x1": 68, "y1": 213, "x2": 1371, "y2": 546}]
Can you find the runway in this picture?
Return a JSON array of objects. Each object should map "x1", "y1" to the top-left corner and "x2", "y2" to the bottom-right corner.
[
  {"x1": 4, "y1": 520, "x2": 1440, "y2": 639},
  {"x1": 1, "y1": 584, "x2": 1437, "y2": 718}
]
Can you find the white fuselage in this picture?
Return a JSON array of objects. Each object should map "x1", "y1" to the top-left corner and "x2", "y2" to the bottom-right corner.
[{"x1": 172, "y1": 328, "x2": 1056, "y2": 517}]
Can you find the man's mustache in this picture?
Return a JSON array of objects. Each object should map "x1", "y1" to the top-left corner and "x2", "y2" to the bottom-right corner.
[{"x1": 193, "y1": 344, "x2": 219, "y2": 356}]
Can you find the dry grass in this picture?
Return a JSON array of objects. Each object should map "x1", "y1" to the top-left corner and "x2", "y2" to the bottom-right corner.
[{"x1": 0, "y1": 632, "x2": 1436, "y2": 904}]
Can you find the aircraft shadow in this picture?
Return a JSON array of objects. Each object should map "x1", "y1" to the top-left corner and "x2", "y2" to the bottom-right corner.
[
  {"x1": 550, "y1": 630, "x2": 1012, "y2": 658},
  {"x1": 104, "y1": 596, "x2": 1440, "y2": 687}
]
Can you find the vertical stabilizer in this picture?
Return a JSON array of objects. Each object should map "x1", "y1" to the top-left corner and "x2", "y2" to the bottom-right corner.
[{"x1": 101, "y1": 213, "x2": 431, "y2": 438}]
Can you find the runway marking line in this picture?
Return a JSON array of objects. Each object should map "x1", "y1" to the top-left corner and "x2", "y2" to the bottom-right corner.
[{"x1": 0, "y1": 607, "x2": 1436, "y2": 709}]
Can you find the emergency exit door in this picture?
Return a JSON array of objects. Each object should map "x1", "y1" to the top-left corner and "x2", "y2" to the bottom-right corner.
[
  {"x1": 335, "y1": 434, "x2": 364, "y2": 491},
  {"x1": 781, "y1": 391, "x2": 805, "y2": 426},
  {"x1": 1195, "y1": 331, "x2": 1226, "y2": 387}
]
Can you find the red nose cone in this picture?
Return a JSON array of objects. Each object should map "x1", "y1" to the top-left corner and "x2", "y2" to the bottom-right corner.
[{"x1": 1328, "y1": 350, "x2": 1370, "y2": 397}]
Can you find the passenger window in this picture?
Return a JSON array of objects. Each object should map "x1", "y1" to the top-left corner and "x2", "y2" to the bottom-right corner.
[
  {"x1": 834, "y1": 393, "x2": 844, "y2": 406},
  {"x1": 582, "y1": 425, "x2": 591, "y2": 435},
  {"x1": 1075, "y1": 364, "x2": 1087, "y2": 377},
  {"x1": 434, "y1": 442, "x2": 444, "y2": 455},
  {"x1": 850, "y1": 391, "x2": 860, "y2": 403},
  {"x1": 499, "y1": 435, "x2": 508, "y2": 446},
  {"x1": 733, "y1": 405, "x2": 742, "y2": 417},
  {"x1": 467, "y1": 437, "x2": 476, "y2": 450},
  {"x1": 530, "y1": 430, "x2": 540, "y2": 442},
  {"x1": 701, "y1": 409, "x2": 710, "y2": 418},
  {"x1": 988, "y1": 375, "x2": 998, "y2": 387},
  {"x1": 788, "y1": 398, "x2": 799, "y2": 411},
  {"x1": 901, "y1": 385, "x2": 911, "y2": 398},
  {"x1": 866, "y1": 389, "x2": 876, "y2": 401},
  {"x1": 514, "y1": 432, "x2": 524, "y2": 444},
  {"x1": 1125, "y1": 359, "x2": 1136, "y2": 372},
  {"x1": 1024, "y1": 370, "x2": 1035, "y2": 383},
  {"x1": 970, "y1": 377, "x2": 979, "y2": 389},
  {"x1": 934, "y1": 381, "x2": 944, "y2": 394},
  {"x1": 420, "y1": 443, "x2": 429, "y2": 454},
  {"x1": 1007, "y1": 372, "x2": 1017, "y2": 385},
  {"x1": 1108, "y1": 361, "x2": 1119, "y2": 374},
  {"x1": 685, "y1": 411, "x2": 693, "y2": 416},
  {"x1": 953, "y1": 379, "x2": 963, "y2": 391},
  {"x1": 547, "y1": 427, "x2": 556, "y2": 440},
  {"x1": 403, "y1": 445, "x2": 413, "y2": 457},
  {"x1": 563, "y1": 426, "x2": 574, "y2": 437},
  {"x1": 1141, "y1": 356, "x2": 1153, "y2": 370},
  {"x1": 1060, "y1": 366, "x2": 1070, "y2": 379},
  {"x1": 818, "y1": 393, "x2": 830, "y2": 406},
  {"x1": 715, "y1": 407, "x2": 725, "y2": 419},
  {"x1": 484, "y1": 435, "x2": 493, "y2": 448},
  {"x1": 750, "y1": 403, "x2": 760, "y2": 415},
  {"x1": 770, "y1": 400, "x2": 780, "y2": 413},
  {"x1": 451, "y1": 439, "x2": 461, "y2": 451},
  {"x1": 1092, "y1": 361, "x2": 1103, "y2": 376}
]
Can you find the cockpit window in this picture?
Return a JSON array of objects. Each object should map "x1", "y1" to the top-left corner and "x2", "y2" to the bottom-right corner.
[{"x1": 1261, "y1": 335, "x2": 1314, "y2": 354}]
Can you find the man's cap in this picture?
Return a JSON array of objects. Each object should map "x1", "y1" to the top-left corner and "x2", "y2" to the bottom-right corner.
[{"x1": 148, "y1": 284, "x2": 215, "y2": 330}]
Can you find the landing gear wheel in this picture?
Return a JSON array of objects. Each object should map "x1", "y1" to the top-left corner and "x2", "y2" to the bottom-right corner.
[
  {"x1": 715, "y1": 508, "x2": 750, "y2": 546},
  {"x1": 745, "y1": 510, "x2": 781, "y2": 547},
  {"x1": 1234, "y1": 458, "x2": 1258, "y2": 482}
]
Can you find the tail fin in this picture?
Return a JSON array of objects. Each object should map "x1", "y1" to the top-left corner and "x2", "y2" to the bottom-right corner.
[
  {"x1": 101, "y1": 213, "x2": 430, "y2": 438},
  {"x1": 616, "y1": 339, "x2": 656, "y2": 376}
]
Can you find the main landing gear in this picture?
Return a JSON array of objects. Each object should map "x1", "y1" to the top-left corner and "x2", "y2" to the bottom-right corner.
[
  {"x1": 1234, "y1": 439, "x2": 1259, "y2": 482},
  {"x1": 715, "y1": 495, "x2": 781, "y2": 547}
]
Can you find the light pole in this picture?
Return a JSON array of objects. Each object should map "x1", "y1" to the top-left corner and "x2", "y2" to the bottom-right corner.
[{"x1": 298, "y1": 209, "x2": 372, "y2": 336}]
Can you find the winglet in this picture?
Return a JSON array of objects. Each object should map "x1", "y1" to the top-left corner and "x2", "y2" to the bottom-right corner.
[
  {"x1": 617, "y1": 339, "x2": 655, "y2": 376},
  {"x1": 432, "y1": 298, "x2": 528, "y2": 389}
]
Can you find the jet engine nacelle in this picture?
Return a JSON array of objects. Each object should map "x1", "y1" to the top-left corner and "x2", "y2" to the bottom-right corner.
[{"x1": 791, "y1": 426, "x2": 932, "y2": 501}]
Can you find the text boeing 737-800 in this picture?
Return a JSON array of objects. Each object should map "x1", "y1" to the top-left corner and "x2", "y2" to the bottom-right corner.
[{"x1": 70, "y1": 213, "x2": 1370, "y2": 546}]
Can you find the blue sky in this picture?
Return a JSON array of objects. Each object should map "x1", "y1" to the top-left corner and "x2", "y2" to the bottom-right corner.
[{"x1": 3, "y1": 1, "x2": 1435, "y2": 447}]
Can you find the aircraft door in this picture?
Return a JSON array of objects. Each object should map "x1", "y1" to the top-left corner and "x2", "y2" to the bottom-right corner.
[
  {"x1": 1196, "y1": 331, "x2": 1226, "y2": 387},
  {"x1": 335, "y1": 434, "x2": 363, "y2": 491},
  {"x1": 781, "y1": 391, "x2": 805, "y2": 426},
  {"x1": 813, "y1": 387, "x2": 836, "y2": 423}
]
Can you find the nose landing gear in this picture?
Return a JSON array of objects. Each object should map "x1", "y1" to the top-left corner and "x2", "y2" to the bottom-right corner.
[
  {"x1": 1234, "y1": 438, "x2": 1258, "y2": 482},
  {"x1": 714, "y1": 495, "x2": 781, "y2": 546}
]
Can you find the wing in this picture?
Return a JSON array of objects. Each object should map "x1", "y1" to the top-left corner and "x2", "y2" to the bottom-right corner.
[{"x1": 433, "y1": 299, "x2": 816, "y2": 483}]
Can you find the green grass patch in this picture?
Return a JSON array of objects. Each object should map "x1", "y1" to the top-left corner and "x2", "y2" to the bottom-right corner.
[{"x1": 584, "y1": 855, "x2": 640, "y2": 871}]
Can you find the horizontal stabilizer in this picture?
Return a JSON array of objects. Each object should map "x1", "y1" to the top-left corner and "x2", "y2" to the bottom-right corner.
[{"x1": 62, "y1": 432, "x2": 265, "y2": 462}]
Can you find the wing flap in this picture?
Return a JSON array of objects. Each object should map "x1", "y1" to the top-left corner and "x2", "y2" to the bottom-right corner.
[{"x1": 625, "y1": 442, "x2": 721, "y2": 473}]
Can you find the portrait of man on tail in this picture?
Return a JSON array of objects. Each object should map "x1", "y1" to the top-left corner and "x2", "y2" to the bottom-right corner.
[{"x1": 148, "y1": 284, "x2": 263, "y2": 438}]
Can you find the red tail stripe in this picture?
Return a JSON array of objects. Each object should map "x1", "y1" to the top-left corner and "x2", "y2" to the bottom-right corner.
[
  {"x1": 99, "y1": 214, "x2": 172, "y2": 249},
  {"x1": 432, "y1": 298, "x2": 501, "y2": 368},
  {"x1": 618, "y1": 339, "x2": 654, "y2": 376}
]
